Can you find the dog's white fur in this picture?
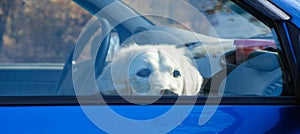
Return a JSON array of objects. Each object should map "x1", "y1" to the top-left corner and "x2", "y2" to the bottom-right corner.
[{"x1": 97, "y1": 44, "x2": 203, "y2": 95}]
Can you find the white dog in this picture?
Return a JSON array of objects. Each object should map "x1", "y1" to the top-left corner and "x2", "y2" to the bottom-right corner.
[{"x1": 97, "y1": 44, "x2": 203, "y2": 96}]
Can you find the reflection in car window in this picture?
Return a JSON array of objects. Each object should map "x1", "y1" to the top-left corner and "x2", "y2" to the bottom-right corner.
[{"x1": 123, "y1": 0, "x2": 271, "y2": 39}]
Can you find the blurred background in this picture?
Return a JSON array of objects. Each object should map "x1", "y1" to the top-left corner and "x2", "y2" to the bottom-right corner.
[
  {"x1": 0, "y1": 0, "x2": 91, "y2": 63},
  {"x1": 0, "y1": 0, "x2": 266, "y2": 63}
]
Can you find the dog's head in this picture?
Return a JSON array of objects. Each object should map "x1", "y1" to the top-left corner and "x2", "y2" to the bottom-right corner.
[
  {"x1": 129, "y1": 49, "x2": 185, "y2": 95},
  {"x1": 98, "y1": 44, "x2": 203, "y2": 96}
]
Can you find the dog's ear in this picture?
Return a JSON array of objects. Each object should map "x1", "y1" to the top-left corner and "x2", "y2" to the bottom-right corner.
[
  {"x1": 97, "y1": 64, "x2": 132, "y2": 95},
  {"x1": 181, "y1": 57, "x2": 203, "y2": 95},
  {"x1": 164, "y1": 45, "x2": 203, "y2": 95},
  {"x1": 97, "y1": 44, "x2": 144, "y2": 95}
]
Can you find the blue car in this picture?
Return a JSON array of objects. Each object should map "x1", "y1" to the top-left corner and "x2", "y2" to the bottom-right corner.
[{"x1": 0, "y1": 0, "x2": 300, "y2": 133}]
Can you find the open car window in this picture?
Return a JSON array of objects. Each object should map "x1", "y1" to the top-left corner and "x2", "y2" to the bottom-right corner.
[{"x1": 0, "y1": 0, "x2": 285, "y2": 97}]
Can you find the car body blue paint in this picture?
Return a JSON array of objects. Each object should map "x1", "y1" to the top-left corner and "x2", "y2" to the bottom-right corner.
[
  {"x1": 1, "y1": 105, "x2": 299, "y2": 133},
  {"x1": 0, "y1": 106, "x2": 104, "y2": 134},
  {"x1": 271, "y1": 0, "x2": 300, "y2": 27}
]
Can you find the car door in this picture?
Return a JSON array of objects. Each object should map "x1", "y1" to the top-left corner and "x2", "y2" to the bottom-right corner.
[{"x1": 0, "y1": 0, "x2": 299, "y2": 133}]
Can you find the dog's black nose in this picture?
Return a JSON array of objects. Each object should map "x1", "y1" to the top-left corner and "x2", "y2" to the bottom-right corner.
[{"x1": 160, "y1": 89, "x2": 178, "y2": 96}]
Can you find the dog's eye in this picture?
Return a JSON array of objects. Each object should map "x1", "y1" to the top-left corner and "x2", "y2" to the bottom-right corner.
[
  {"x1": 136, "y1": 68, "x2": 151, "y2": 77},
  {"x1": 173, "y1": 70, "x2": 181, "y2": 77}
]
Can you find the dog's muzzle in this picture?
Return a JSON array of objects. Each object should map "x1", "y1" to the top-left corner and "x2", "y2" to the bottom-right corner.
[{"x1": 160, "y1": 89, "x2": 178, "y2": 96}]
